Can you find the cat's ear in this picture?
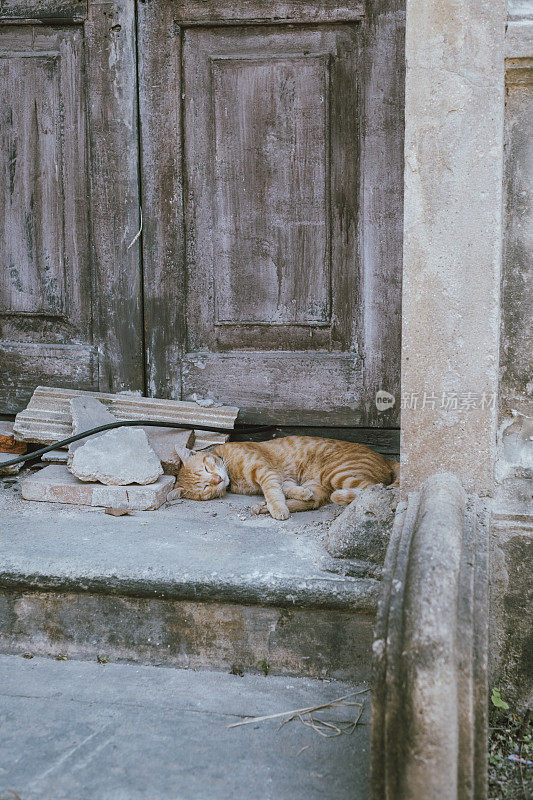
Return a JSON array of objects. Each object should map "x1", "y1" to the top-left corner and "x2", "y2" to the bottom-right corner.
[{"x1": 173, "y1": 445, "x2": 194, "y2": 465}]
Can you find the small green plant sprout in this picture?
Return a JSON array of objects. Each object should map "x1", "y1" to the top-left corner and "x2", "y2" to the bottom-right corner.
[
  {"x1": 97, "y1": 655, "x2": 109, "y2": 664},
  {"x1": 490, "y1": 687, "x2": 509, "y2": 710},
  {"x1": 258, "y1": 659, "x2": 271, "y2": 676}
]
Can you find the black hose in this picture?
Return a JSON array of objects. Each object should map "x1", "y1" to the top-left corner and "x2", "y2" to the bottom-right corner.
[{"x1": 0, "y1": 420, "x2": 274, "y2": 470}]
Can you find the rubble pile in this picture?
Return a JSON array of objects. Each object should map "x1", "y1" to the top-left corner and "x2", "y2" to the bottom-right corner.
[{"x1": 2, "y1": 387, "x2": 238, "y2": 511}]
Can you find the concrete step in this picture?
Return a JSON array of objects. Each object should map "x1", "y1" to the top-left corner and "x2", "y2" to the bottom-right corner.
[
  {"x1": 0, "y1": 484, "x2": 379, "y2": 680},
  {"x1": 0, "y1": 653, "x2": 370, "y2": 800}
]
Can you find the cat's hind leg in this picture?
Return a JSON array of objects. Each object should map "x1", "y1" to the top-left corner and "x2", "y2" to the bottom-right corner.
[
  {"x1": 281, "y1": 479, "x2": 313, "y2": 501},
  {"x1": 331, "y1": 488, "x2": 361, "y2": 505},
  {"x1": 252, "y1": 498, "x2": 320, "y2": 514}
]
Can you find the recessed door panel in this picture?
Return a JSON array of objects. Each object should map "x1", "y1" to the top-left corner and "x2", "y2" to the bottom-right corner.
[
  {"x1": 211, "y1": 53, "x2": 330, "y2": 327},
  {"x1": 182, "y1": 25, "x2": 362, "y2": 422}
]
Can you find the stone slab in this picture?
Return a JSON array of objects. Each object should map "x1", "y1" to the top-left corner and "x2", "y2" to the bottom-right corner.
[
  {"x1": 42, "y1": 449, "x2": 68, "y2": 464},
  {"x1": 0, "y1": 654, "x2": 370, "y2": 800},
  {"x1": 144, "y1": 426, "x2": 195, "y2": 474},
  {"x1": 69, "y1": 427, "x2": 163, "y2": 485},
  {"x1": 194, "y1": 429, "x2": 231, "y2": 450},
  {"x1": 21, "y1": 465, "x2": 173, "y2": 510}
]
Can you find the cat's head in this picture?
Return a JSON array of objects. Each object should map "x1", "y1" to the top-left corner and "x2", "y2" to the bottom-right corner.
[{"x1": 173, "y1": 446, "x2": 229, "y2": 500}]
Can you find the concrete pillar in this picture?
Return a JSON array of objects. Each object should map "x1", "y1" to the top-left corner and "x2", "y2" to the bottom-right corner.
[{"x1": 400, "y1": 0, "x2": 506, "y2": 494}]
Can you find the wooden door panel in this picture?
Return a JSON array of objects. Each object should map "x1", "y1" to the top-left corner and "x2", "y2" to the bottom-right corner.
[
  {"x1": 2, "y1": 49, "x2": 65, "y2": 317},
  {"x1": 182, "y1": 351, "x2": 363, "y2": 425},
  {"x1": 0, "y1": 27, "x2": 88, "y2": 332},
  {"x1": 182, "y1": 25, "x2": 362, "y2": 421},
  {"x1": 0, "y1": 1, "x2": 87, "y2": 21},
  {"x1": 210, "y1": 53, "x2": 330, "y2": 327},
  {"x1": 172, "y1": 0, "x2": 364, "y2": 25}
]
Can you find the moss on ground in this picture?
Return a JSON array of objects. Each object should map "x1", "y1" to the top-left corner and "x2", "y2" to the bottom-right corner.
[{"x1": 488, "y1": 691, "x2": 532, "y2": 800}]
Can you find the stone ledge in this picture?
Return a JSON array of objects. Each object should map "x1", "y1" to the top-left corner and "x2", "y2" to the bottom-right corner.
[
  {"x1": 0, "y1": 491, "x2": 379, "y2": 613},
  {"x1": 0, "y1": 489, "x2": 379, "y2": 679},
  {"x1": 0, "y1": 570, "x2": 380, "y2": 613}
]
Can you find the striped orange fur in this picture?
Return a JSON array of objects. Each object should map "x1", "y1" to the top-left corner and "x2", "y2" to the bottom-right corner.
[{"x1": 174, "y1": 436, "x2": 398, "y2": 520}]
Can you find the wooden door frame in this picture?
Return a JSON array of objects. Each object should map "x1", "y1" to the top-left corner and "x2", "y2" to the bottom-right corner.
[{"x1": 84, "y1": 0, "x2": 144, "y2": 393}]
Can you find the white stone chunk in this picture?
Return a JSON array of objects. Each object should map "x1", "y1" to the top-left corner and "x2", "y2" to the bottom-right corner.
[
  {"x1": 0, "y1": 422, "x2": 15, "y2": 438},
  {"x1": 69, "y1": 396, "x2": 116, "y2": 455},
  {"x1": 69, "y1": 427, "x2": 163, "y2": 485}
]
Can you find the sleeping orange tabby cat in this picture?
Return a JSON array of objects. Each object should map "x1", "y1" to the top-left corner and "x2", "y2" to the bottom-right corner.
[{"x1": 173, "y1": 436, "x2": 398, "y2": 520}]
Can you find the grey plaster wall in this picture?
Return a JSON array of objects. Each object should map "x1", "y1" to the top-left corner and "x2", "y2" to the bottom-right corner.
[{"x1": 497, "y1": 31, "x2": 533, "y2": 493}]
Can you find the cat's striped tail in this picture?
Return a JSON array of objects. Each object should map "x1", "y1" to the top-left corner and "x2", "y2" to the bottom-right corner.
[{"x1": 388, "y1": 459, "x2": 400, "y2": 486}]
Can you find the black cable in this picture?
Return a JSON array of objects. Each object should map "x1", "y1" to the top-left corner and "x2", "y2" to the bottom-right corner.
[{"x1": 0, "y1": 420, "x2": 275, "y2": 470}]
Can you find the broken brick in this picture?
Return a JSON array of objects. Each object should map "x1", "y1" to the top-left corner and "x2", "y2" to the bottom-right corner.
[{"x1": 21, "y1": 465, "x2": 174, "y2": 510}]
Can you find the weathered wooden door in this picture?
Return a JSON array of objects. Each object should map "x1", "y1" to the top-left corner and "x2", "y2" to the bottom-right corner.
[
  {"x1": 0, "y1": 1, "x2": 143, "y2": 413},
  {"x1": 1, "y1": 0, "x2": 403, "y2": 430},
  {"x1": 138, "y1": 0, "x2": 404, "y2": 426}
]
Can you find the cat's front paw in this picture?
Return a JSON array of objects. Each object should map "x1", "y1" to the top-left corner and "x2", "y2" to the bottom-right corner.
[
  {"x1": 252, "y1": 501, "x2": 290, "y2": 520},
  {"x1": 270, "y1": 505, "x2": 290, "y2": 520}
]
